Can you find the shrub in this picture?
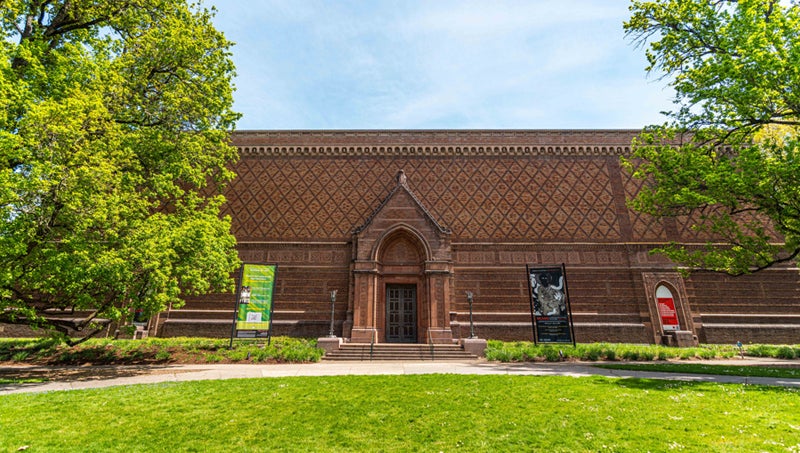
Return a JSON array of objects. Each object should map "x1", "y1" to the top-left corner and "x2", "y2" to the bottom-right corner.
[
  {"x1": 621, "y1": 349, "x2": 640, "y2": 361},
  {"x1": 639, "y1": 350, "x2": 655, "y2": 361},
  {"x1": 698, "y1": 349, "x2": 716, "y2": 359},
  {"x1": 249, "y1": 348, "x2": 272, "y2": 363},
  {"x1": 226, "y1": 349, "x2": 251, "y2": 362},
  {"x1": 542, "y1": 347, "x2": 561, "y2": 362},
  {"x1": 485, "y1": 349, "x2": 509, "y2": 362},
  {"x1": 485, "y1": 340, "x2": 528, "y2": 362},
  {"x1": 584, "y1": 348, "x2": 601, "y2": 361},
  {"x1": 746, "y1": 345, "x2": 774, "y2": 357},
  {"x1": 11, "y1": 351, "x2": 30, "y2": 362},
  {"x1": 0, "y1": 338, "x2": 60, "y2": 362},
  {"x1": 776, "y1": 346, "x2": 796, "y2": 360}
]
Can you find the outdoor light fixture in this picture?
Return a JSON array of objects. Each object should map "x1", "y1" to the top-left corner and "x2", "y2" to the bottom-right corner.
[
  {"x1": 328, "y1": 290, "x2": 337, "y2": 338},
  {"x1": 466, "y1": 291, "x2": 476, "y2": 339}
]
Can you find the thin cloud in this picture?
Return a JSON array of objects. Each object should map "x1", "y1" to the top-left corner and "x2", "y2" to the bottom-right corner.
[{"x1": 209, "y1": 0, "x2": 673, "y2": 130}]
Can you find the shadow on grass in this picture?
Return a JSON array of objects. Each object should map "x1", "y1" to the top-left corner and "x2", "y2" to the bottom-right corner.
[
  {"x1": 0, "y1": 339, "x2": 170, "y2": 366},
  {"x1": 608, "y1": 376, "x2": 795, "y2": 394},
  {"x1": 611, "y1": 377, "x2": 706, "y2": 391},
  {"x1": 0, "y1": 364, "x2": 186, "y2": 381},
  {"x1": 0, "y1": 364, "x2": 196, "y2": 392}
]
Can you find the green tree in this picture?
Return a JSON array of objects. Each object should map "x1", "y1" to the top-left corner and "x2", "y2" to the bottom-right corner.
[
  {"x1": 0, "y1": 1, "x2": 241, "y2": 342},
  {"x1": 623, "y1": 0, "x2": 800, "y2": 275}
]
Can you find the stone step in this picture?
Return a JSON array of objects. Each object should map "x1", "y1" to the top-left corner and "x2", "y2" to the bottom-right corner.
[
  {"x1": 165, "y1": 309, "x2": 234, "y2": 320},
  {"x1": 41, "y1": 309, "x2": 98, "y2": 317},
  {"x1": 175, "y1": 300, "x2": 235, "y2": 311},
  {"x1": 322, "y1": 343, "x2": 477, "y2": 361},
  {"x1": 700, "y1": 314, "x2": 800, "y2": 324},
  {"x1": 165, "y1": 308, "x2": 317, "y2": 321},
  {"x1": 322, "y1": 354, "x2": 476, "y2": 361}
]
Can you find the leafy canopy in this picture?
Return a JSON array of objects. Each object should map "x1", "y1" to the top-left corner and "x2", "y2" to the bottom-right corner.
[
  {"x1": 624, "y1": 0, "x2": 800, "y2": 275},
  {"x1": 0, "y1": 0, "x2": 241, "y2": 341}
]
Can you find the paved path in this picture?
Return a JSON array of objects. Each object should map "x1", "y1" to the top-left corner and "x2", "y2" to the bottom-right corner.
[{"x1": 2, "y1": 357, "x2": 799, "y2": 395}]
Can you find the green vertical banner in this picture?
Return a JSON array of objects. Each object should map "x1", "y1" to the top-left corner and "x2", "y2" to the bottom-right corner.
[{"x1": 234, "y1": 263, "x2": 277, "y2": 335}]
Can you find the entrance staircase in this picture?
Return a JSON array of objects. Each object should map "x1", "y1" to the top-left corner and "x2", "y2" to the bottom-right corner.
[{"x1": 322, "y1": 343, "x2": 478, "y2": 361}]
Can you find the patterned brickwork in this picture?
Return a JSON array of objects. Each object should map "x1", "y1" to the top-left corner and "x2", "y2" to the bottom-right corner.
[
  {"x1": 621, "y1": 164, "x2": 783, "y2": 244},
  {"x1": 621, "y1": 170, "x2": 670, "y2": 241},
  {"x1": 228, "y1": 130, "x2": 642, "y2": 243},
  {"x1": 225, "y1": 155, "x2": 628, "y2": 242}
]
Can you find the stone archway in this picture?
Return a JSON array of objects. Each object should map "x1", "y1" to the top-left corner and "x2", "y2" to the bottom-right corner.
[
  {"x1": 350, "y1": 224, "x2": 449, "y2": 344},
  {"x1": 346, "y1": 171, "x2": 454, "y2": 344},
  {"x1": 377, "y1": 228, "x2": 425, "y2": 343}
]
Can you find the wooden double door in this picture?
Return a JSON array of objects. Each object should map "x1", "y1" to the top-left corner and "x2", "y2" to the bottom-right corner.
[{"x1": 386, "y1": 285, "x2": 417, "y2": 343}]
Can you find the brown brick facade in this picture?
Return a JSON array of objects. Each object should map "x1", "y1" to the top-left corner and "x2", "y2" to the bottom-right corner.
[{"x1": 159, "y1": 130, "x2": 800, "y2": 345}]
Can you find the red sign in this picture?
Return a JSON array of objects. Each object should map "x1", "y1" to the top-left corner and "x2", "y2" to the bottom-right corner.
[{"x1": 657, "y1": 297, "x2": 680, "y2": 331}]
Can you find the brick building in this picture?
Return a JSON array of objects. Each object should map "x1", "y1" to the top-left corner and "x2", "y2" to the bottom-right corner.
[{"x1": 160, "y1": 130, "x2": 800, "y2": 345}]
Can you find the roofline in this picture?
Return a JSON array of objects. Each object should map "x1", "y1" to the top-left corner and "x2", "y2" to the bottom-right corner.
[
  {"x1": 232, "y1": 128, "x2": 644, "y2": 134},
  {"x1": 231, "y1": 129, "x2": 640, "y2": 157}
]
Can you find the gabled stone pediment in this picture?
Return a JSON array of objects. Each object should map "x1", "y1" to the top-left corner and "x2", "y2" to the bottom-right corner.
[
  {"x1": 354, "y1": 170, "x2": 450, "y2": 236},
  {"x1": 352, "y1": 170, "x2": 451, "y2": 263}
]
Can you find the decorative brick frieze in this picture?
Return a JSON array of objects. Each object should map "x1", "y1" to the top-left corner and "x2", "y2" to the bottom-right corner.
[
  {"x1": 225, "y1": 152, "x2": 630, "y2": 242},
  {"x1": 237, "y1": 144, "x2": 633, "y2": 158},
  {"x1": 234, "y1": 129, "x2": 640, "y2": 148}
]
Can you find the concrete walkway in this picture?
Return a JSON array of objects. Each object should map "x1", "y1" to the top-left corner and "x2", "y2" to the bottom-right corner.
[{"x1": 2, "y1": 357, "x2": 799, "y2": 395}]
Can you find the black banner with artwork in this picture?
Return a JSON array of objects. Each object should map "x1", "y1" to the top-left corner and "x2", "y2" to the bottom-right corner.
[{"x1": 526, "y1": 264, "x2": 575, "y2": 345}]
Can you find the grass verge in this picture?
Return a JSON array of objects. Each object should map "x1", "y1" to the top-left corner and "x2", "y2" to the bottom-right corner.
[
  {"x1": 1, "y1": 374, "x2": 799, "y2": 452},
  {"x1": 0, "y1": 336, "x2": 322, "y2": 365},
  {"x1": 596, "y1": 363, "x2": 800, "y2": 379},
  {"x1": 485, "y1": 340, "x2": 800, "y2": 362}
]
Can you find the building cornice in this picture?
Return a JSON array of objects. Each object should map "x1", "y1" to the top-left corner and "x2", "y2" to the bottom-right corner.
[{"x1": 232, "y1": 129, "x2": 639, "y2": 158}]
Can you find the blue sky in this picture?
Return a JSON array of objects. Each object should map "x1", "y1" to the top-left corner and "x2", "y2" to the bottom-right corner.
[{"x1": 208, "y1": 1, "x2": 675, "y2": 130}]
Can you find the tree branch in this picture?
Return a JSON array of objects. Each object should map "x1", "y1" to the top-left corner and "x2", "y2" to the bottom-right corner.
[{"x1": 742, "y1": 246, "x2": 800, "y2": 274}]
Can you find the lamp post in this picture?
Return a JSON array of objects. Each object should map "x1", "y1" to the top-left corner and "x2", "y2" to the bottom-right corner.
[
  {"x1": 328, "y1": 290, "x2": 337, "y2": 338},
  {"x1": 466, "y1": 291, "x2": 476, "y2": 339}
]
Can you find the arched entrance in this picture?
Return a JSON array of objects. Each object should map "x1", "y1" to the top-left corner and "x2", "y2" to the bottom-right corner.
[
  {"x1": 377, "y1": 228, "x2": 426, "y2": 343},
  {"x1": 346, "y1": 171, "x2": 454, "y2": 344},
  {"x1": 349, "y1": 225, "x2": 431, "y2": 343}
]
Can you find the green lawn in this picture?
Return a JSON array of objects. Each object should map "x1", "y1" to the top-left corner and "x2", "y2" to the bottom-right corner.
[
  {"x1": 597, "y1": 363, "x2": 800, "y2": 379},
  {"x1": 485, "y1": 340, "x2": 800, "y2": 362},
  {"x1": 2, "y1": 374, "x2": 799, "y2": 452}
]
